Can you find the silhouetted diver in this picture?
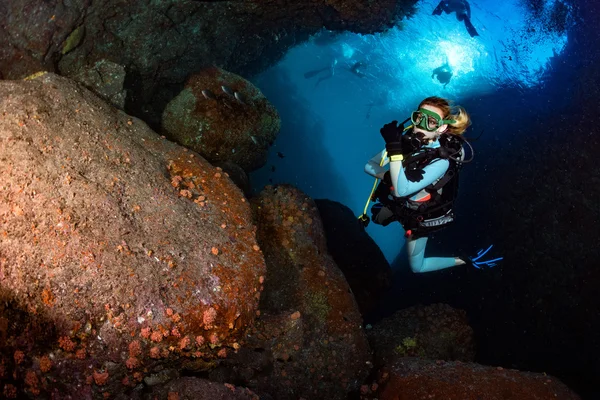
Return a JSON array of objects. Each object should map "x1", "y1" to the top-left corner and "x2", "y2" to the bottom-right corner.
[
  {"x1": 431, "y1": 63, "x2": 453, "y2": 88},
  {"x1": 349, "y1": 61, "x2": 367, "y2": 78},
  {"x1": 433, "y1": 0, "x2": 479, "y2": 37},
  {"x1": 304, "y1": 59, "x2": 338, "y2": 87}
]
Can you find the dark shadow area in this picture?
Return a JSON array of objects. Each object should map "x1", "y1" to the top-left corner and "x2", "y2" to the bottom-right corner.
[
  {"x1": 367, "y1": 2, "x2": 600, "y2": 398},
  {"x1": 249, "y1": 66, "x2": 352, "y2": 202}
]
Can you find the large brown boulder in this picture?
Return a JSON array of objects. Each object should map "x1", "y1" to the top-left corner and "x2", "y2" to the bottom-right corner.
[
  {"x1": 141, "y1": 377, "x2": 260, "y2": 400},
  {"x1": 314, "y1": 199, "x2": 392, "y2": 315},
  {"x1": 361, "y1": 358, "x2": 581, "y2": 400},
  {"x1": 209, "y1": 185, "x2": 372, "y2": 399},
  {"x1": 162, "y1": 67, "x2": 280, "y2": 172},
  {"x1": 0, "y1": 73, "x2": 265, "y2": 398},
  {"x1": 367, "y1": 304, "x2": 475, "y2": 367}
]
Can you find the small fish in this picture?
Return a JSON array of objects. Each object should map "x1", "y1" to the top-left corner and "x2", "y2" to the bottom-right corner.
[
  {"x1": 250, "y1": 136, "x2": 259, "y2": 145},
  {"x1": 221, "y1": 85, "x2": 235, "y2": 97},
  {"x1": 201, "y1": 89, "x2": 216, "y2": 100},
  {"x1": 271, "y1": 165, "x2": 276, "y2": 172},
  {"x1": 233, "y1": 91, "x2": 247, "y2": 105},
  {"x1": 277, "y1": 152, "x2": 285, "y2": 159}
]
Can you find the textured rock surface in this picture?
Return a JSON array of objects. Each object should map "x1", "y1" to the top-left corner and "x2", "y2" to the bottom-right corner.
[
  {"x1": 162, "y1": 67, "x2": 280, "y2": 172},
  {"x1": 208, "y1": 185, "x2": 372, "y2": 400},
  {"x1": 72, "y1": 59, "x2": 127, "y2": 109},
  {"x1": 142, "y1": 377, "x2": 260, "y2": 400},
  {"x1": 0, "y1": 73, "x2": 265, "y2": 398},
  {"x1": 0, "y1": 0, "x2": 419, "y2": 128},
  {"x1": 360, "y1": 358, "x2": 581, "y2": 400},
  {"x1": 315, "y1": 199, "x2": 392, "y2": 315},
  {"x1": 367, "y1": 304, "x2": 475, "y2": 366}
]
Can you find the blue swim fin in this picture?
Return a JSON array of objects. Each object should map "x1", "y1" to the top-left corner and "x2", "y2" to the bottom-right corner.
[{"x1": 463, "y1": 244, "x2": 503, "y2": 269}]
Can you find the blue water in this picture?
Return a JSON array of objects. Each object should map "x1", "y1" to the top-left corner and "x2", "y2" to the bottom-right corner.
[{"x1": 250, "y1": 0, "x2": 571, "y2": 263}]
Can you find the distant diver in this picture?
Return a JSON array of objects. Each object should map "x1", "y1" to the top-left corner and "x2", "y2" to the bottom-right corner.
[
  {"x1": 349, "y1": 61, "x2": 367, "y2": 78},
  {"x1": 304, "y1": 59, "x2": 338, "y2": 87},
  {"x1": 432, "y1": 0, "x2": 479, "y2": 37},
  {"x1": 432, "y1": 63, "x2": 453, "y2": 88}
]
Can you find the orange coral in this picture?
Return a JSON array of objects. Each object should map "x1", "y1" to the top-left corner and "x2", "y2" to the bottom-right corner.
[
  {"x1": 128, "y1": 340, "x2": 141, "y2": 357},
  {"x1": 58, "y1": 336, "x2": 76, "y2": 352},
  {"x1": 41, "y1": 287, "x2": 55, "y2": 306},
  {"x1": 125, "y1": 357, "x2": 139, "y2": 370},
  {"x1": 149, "y1": 347, "x2": 161, "y2": 359},
  {"x1": 203, "y1": 307, "x2": 217, "y2": 327},
  {"x1": 92, "y1": 370, "x2": 109, "y2": 386},
  {"x1": 150, "y1": 331, "x2": 163, "y2": 343},
  {"x1": 209, "y1": 333, "x2": 219, "y2": 345},
  {"x1": 140, "y1": 327, "x2": 151, "y2": 339},
  {"x1": 25, "y1": 370, "x2": 39, "y2": 395},
  {"x1": 179, "y1": 336, "x2": 191, "y2": 350},
  {"x1": 3, "y1": 384, "x2": 17, "y2": 398},
  {"x1": 13, "y1": 350, "x2": 25, "y2": 365},
  {"x1": 39, "y1": 356, "x2": 52, "y2": 373},
  {"x1": 75, "y1": 348, "x2": 87, "y2": 359}
]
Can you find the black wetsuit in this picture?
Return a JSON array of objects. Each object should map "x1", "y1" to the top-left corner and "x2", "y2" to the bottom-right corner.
[
  {"x1": 433, "y1": 0, "x2": 479, "y2": 37},
  {"x1": 432, "y1": 64, "x2": 453, "y2": 87}
]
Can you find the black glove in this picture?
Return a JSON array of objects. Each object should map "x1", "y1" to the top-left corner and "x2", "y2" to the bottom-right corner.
[
  {"x1": 380, "y1": 120, "x2": 402, "y2": 144},
  {"x1": 380, "y1": 120, "x2": 403, "y2": 156},
  {"x1": 405, "y1": 167, "x2": 425, "y2": 182}
]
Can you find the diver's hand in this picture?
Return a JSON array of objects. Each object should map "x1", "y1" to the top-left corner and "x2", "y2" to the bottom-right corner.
[
  {"x1": 380, "y1": 120, "x2": 404, "y2": 157},
  {"x1": 380, "y1": 120, "x2": 402, "y2": 144},
  {"x1": 405, "y1": 168, "x2": 425, "y2": 182}
]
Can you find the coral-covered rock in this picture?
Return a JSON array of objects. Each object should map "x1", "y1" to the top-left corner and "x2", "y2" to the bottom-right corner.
[
  {"x1": 72, "y1": 59, "x2": 127, "y2": 109},
  {"x1": 0, "y1": 73, "x2": 265, "y2": 398},
  {"x1": 0, "y1": 0, "x2": 418, "y2": 128},
  {"x1": 367, "y1": 304, "x2": 475, "y2": 366},
  {"x1": 212, "y1": 185, "x2": 371, "y2": 399},
  {"x1": 213, "y1": 161, "x2": 252, "y2": 197},
  {"x1": 138, "y1": 377, "x2": 260, "y2": 400},
  {"x1": 315, "y1": 199, "x2": 392, "y2": 315},
  {"x1": 361, "y1": 358, "x2": 580, "y2": 400},
  {"x1": 162, "y1": 67, "x2": 280, "y2": 172}
]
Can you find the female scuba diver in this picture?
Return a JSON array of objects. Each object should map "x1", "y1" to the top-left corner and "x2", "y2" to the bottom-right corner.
[{"x1": 361, "y1": 96, "x2": 502, "y2": 272}]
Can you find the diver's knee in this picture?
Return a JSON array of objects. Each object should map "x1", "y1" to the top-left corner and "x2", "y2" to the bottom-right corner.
[{"x1": 409, "y1": 258, "x2": 425, "y2": 273}]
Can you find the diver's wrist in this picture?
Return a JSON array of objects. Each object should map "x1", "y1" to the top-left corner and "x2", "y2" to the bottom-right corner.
[{"x1": 385, "y1": 142, "x2": 403, "y2": 158}]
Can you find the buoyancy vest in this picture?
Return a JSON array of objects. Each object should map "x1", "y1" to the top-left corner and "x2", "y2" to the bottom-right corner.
[{"x1": 371, "y1": 132, "x2": 465, "y2": 237}]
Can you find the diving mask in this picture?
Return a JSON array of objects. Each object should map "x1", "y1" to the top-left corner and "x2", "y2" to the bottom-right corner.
[{"x1": 410, "y1": 108, "x2": 456, "y2": 132}]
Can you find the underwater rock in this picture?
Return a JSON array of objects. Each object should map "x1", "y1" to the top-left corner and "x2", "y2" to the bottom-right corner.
[
  {"x1": 134, "y1": 376, "x2": 260, "y2": 400},
  {"x1": 366, "y1": 303, "x2": 475, "y2": 367},
  {"x1": 213, "y1": 161, "x2": 252, "y2": 197},
  {"x1": 71, "y1": 59, "x2": 127, "y2": 109},
  {"x1": 360, "y1": 358, "x2": 581, "y2": 400},
  {"x1": 162, "y1": 67, "x2": 280, "y2": 172},
  {"x1": 0, "y1": 0, "x2": 418, "y2": 128},
  {"x1": 315, "y1": 199, "x2": 392, "y2": 315},
  {"x1": 0, "y1": 73, "x2": 265, "y2": 398},
  {"x1": 0, "y1": 0, "x2": 86, "y2": 79},
  {"x1": 211, "y1": 184, "x2": 372, "y2": 400}
]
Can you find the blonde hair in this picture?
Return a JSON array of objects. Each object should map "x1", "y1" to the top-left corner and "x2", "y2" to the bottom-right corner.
[{"x1": 419, "y1": 96, "x2": 471, "y2": 135}]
